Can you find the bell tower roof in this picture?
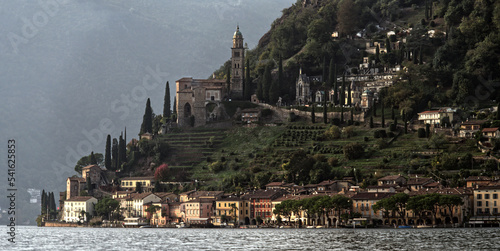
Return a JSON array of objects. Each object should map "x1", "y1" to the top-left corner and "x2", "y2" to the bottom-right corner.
[{"x1": 233, "y1": 25, "x2": 243, "y2": 39}]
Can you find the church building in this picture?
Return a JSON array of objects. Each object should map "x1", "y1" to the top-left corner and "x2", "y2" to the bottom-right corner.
[{"x1": 176, "y1": 26, "x2": 244, "y2": 127}]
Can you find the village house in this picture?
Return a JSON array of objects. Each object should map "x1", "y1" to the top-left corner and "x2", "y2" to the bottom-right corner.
[
  {"x1": 366, "y1": 185, "x2": 398, "y2": 193},
  {"x1": 179, "y1": 190, "x2": 224, "y2": 202},
  {"x1": 473, "y1": 185, "x2": 500, "y2": 216},
  {"x1": 120, "y1": 176, "x2": 155, "y2": 192},
  {"x1": 241, "y1": 190, "x2": 284, "y2": 224},
  {"x1": 352, "y1": 192, "x2": 394, "y2": 225},
  {"x1": 214, "y1": 195, "x2": 250, "y2": 226},
  {"x1": 81, "y1": 164, "x2": 102, "y2": 187},
  {"x1": 241, "y1": 109, "x2": 261, "y2": 125},
  {"x1": 459, "y1": 120, "x2": 486, "y2": 138},
  {"x1": 407, "y1": 177, "x2": 435, "y2": 191},
  {"x1": 466, "y1": 176, "x2": 493, "y2": 188},
  {"x1": 121, "y1": 192, "x2": 161, "y2": 218},
  {"x1": 482, "y1": 127, "x2": 500, "y2": 138},
  {"x1": 377, "y1": 174, "x2": 406, "y2": 187},
  {"x1": 182, "y1": 198, "x2": 215, "y2": 225},
  {"x1": 63, "y1": 196, "x2": 98, "y2": 223}
]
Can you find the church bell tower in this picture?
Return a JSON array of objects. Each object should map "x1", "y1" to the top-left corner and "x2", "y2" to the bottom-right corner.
[{"x1": 231, "y1": 25, "x2": 244, "y2": 98}]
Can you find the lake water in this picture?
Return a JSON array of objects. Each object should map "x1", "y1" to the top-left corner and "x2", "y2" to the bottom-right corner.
[{"x1": 2, "y1": 226, "x2": 499, "y2": 250}]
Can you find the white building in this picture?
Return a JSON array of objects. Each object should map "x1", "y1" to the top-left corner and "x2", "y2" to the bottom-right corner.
[{"x1": 63, "y1": 196, "x2": 98, "y2": 222}]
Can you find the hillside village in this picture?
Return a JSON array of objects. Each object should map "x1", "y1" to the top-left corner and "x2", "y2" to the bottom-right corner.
[{"x1": 40, "y1": 0, "x2": 500, "y2": 228}]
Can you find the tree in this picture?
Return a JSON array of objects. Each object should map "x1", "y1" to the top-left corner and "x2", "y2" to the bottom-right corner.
[
  {"x1": 226, "y1": 67, "x2": 231, "y2": 94},
  {"x1": 340, "y1": 74, "x2": 346, "y2": 106},
  {"x1": 439, "y1": 194, "x2": 463, "y2": 222},
  {"x1": 376, "y1": 45, "x2": 380, "y2": 63},
  {"x1": 263, "y1": 64, "x2": 272, "y2": 102},
  {"x1": 163, "y1": 81, "x2": 171, "y2": 121},
  {"x1": 270, "y1": 78, "x2": 280, "y2": 104},
  {"x1": 311, "y1": 104, "x2": 316, "y2": 123},
  {"x1": 373, "y1": 193, "x2": 409, "y2": 226},
  {"x1": 74, "y1": 153, "x2": 103, "y2": 174},
  {"x1": 145, "y1": 205, "x2": 161, "y2": 221},
  {"x1": 119, "y1": 134, "x2": 126, "y2": 165},
  {"x1": 90, "y1": 151, "x2": 97, "y2": 165},
  {"x1": 347, "y1": 83, "x2": 352, "y2": 106},
  {"x1": 343, "y1": 142, "x2": 364, "y2": 160},
  {"x1": 337, "y1": 0, "x2": 359, "y2": 37},
  {"x1": 370, "y1": 116, "x2": 374, "y2": 128},
  {"x1": 333, "y1": 65, "x2": 338, "y2": 105},
  {"x1": 381, "y1": 105, "x2": 385, "y2": 128},
  {"x1": 105, "y1": 135, "x2": 111, "y2": 170},
  {"x1": 136, "y1": 182, "x2": 143, "y2": 193},
  {"x1": 328, "y1": 58, "x2": 335, "y2": 88},
  {"x1": 332, "y1": 195, "x2": 352, "y2": 225},
  {"x1": 386, "y1": 37, "x2": 391, "y2": 53},
  {"x1": 323, "y1": 95, "x2": 328, "y2": 124},
  {"x1": 154, "y1": 163, "x2": 170, "y2": 181},
  {"x1": 173, "y1": 96, "x2": 177, "y2": 115},
  {"x1": 244, "y1": 58, "x2": 252, "y2": 100},
  {"x1": 140, "y1": 98, "x2": 153, "y2": 134},
  {"x1": 111, "y1": 138, "x2": 118, "y2": 171},
  {"x1": 95, "y1": 197, "x2": 120, "y2": 221}
]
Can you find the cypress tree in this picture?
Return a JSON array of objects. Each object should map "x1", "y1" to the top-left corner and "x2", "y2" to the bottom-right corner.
[
  {"x1": 322, "y1": 55, "x2": 327, "y2": 82},
  {"x1": 270, "y1": 78, "x2": 280, "y2": 104},
  {"x1": 391, "y1": 107, "x2": 395, "y2": 120},
  {"x1": 105, "y1": 135, "x2": 111, "y2": 170},
  {"x1": 376, "y1": 45, "x2": 380, "y2": 63},
  {"x1": 350, "y1": 109, "x2": 354, "y2": 123},
  {"x1": 347, "y1": 83, "x2": 352, "y2": 106},
  {"x1": 41, "y1": 189, "x2": 46, "y2": 215},
  {"x1": 419, "y1": 46, "x2": 423, "y2": 65},
  {"x1": 372, "y1": 100, "x2": 377, "y2": 117},
  {"x1": 341, "y1": 105, "x2": 344, "y2": 123},
  {"x1": 49, "y1": 192, "x2": 56, "y2": 212},
  {"x1": 226, "y1": 67, "x2": 231, "y2": 94},
  {"x1": 340, "y1": 74, "x2": 346, "y2": 106},
  {"x1": 86, "y1": 176, "x2": 92, "y2": 195},
  {"x1": 381, "y1": 105, "x2": 385, "y2": 128},
  {"x1": 173, "y1": 96, "x2": 177, "y2": 115},
  {"x1": 497, "y1": 102, "x2": 500, "y2": 120},
  {"x1": 426, "y1": 123, "x2": 431, "y2": 138},
  {"x1": 140, "y1": 98, "x2": 153, "y2": 134},
  {"x1": 311, "y1": 104, "x2": 316, "y2": 123},
  {"x1": 386, "y1": 38, "x2": 391, "y2": 53},
  {"x1": 119, "y1": 135, "x2": 126, "y2": 166},
  {"x1": 163, "y1": 81, "x2": 171, "y2": 120},
  {"x1": 278, "y1": 55, "x2": 284, "y2": 100},
  {"x1": 244, "y1": 58, "x2": 252, "y2": 100},
  {"x1": 328, "y1": 58, "x2": 335, "y2": 88},
  {"x1": 370, "y1": 116, "x2": 374, "y2": 128},
  {"x1": 263, "y1": 64, "x2": 272, "y2": 102},
  {"x1": 394, "y1": 116, "x2": 398, "y2": 128},
  {"x1": 323, "y1": 95, "x2": 327, "y2": 124},
  {"x1": 112, "y1": 138, "x2": 118, "y2": 171},
  {"x1": 333, "y1": 70, "x2": 338, "y2": 105},
  {"x1": 413, "y1": 49, "x2": 418, "y2": 64}
]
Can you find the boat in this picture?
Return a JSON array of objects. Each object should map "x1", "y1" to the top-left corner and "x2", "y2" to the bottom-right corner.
[
  {"x1": 398, "y1": 225, "x2": 411, "y2": 229},
  {"x1": 139, "y1": 225, "x2": 152, "y2": 228},
  {"x1": 176, "y1": 222, "x2": 186, "y2": 228},
  {"x1": 417, "y1": 225, "x2": 432, "y2": 228}
]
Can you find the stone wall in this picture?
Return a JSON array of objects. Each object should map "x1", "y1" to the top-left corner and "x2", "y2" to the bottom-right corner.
[{"x1": 259, "y1": 104, "x2": 365, "y2": 123}]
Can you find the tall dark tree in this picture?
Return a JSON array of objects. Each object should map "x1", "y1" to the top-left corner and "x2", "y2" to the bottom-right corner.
[
  {"x1": 333, "y1": 64, "x2": 338, "y2": 105},
  {"x1": 226, "y1": 67, "x2": 231, "y2": 94},
  {"x1": 322, "y1": 55, "x2": 327, "y2": 82},
  {"x1": 370, "y1": 116, "x2": 374, "y2": 128},
  {"x1": 140, "y1": 98, "x2": 153, "y2": 134},
  {"x1": 105, "y1": 135, "x2": 111, "y2": 170},
  {"x1": 278, "y1": 55, "x2": 284, "y2": 99},
  {"x1": 41, "y1": 189, "x2": 46, "y2": 215},
  {"x1": 263, "y1": 64, "x2": 272, "y2": 102},
  {"x1": 340, "y1": 74, "x2": 346, "y2": 106},
  {"x1": 385, "y1": 38, "x2": 391, "y2": 53},
  {"x1": 90, "y1": 151, "x2": 97, "y2": 165},
  {"x1": 328, "y1": 58, "x2": 335, "y2": 87},
  {"x1": 112, "y1": 138, "x2": 118, "y2": 171},
  {"x1": 340, "y1": 105, "x2": 344, "y2": 123},
  {"x1": 350, "y1": 109, "x2": 354, "y2": 123},
  {"x1": 347, "y1": 83, "x2": 352, "y2": 106},
  {"x1": 49, "y1": 192, "x2": 56, "y2": 212},
  {"x1": 173, "y1": 96, "x2": 177, "y2": 115},
  {"x1": 86, "y1": 176, "x2": 93, "y2": 195},
  {"x1": 244, "y1": 58, "x2": 252, "y2": 100},
  {"x1": 323, "y1": 94, "x2": 327, "y2": 124},
  {"x1": 119, "y1": 134, "x2": 126, "y2": 166},
  {"x1": 497, "y1": 103, "x2": 500, "y2": 120},
  {"x1": 391, "y1": 107, "x2": 395, "y2": 120},
  {"x1": 311, "y1": 104, "x2": 316, "y2": 123},
  {"x1": 337, "y1": 0, "x2": 359, "y2": 37},
  {"x1": 376, "y1": 45, "x2": 380, "y2": 63},
  {"x1": 381, "y1": 105, "x2": 385, "y2": 128},
  {"x1": 163, "y1": 81, "x2": 171, "y2": 120}
]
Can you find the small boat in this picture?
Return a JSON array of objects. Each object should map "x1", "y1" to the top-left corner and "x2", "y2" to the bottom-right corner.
[
  {"x1": 176, "y1": 222, "x2": 186, "y2": 228},
  {"x1": 398, "y1": 225, "x2": 411, "y2": 229},
  {"x1": 139, "y1": 225, "x2": 152, "y2": 228},
  {"x1": 417, "y1": 225, "x2": 432, "y2": 228}
]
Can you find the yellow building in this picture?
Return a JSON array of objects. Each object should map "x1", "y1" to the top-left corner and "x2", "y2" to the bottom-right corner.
[
  {"x1": 474, "y1": 185, "x2": 500, "y2": 216},
  {"x1": 120, "y1": 176, "x2": 155, "y2": 192},
  {"x1": 352, "y1": 192, "x2": 395, "y2": 225},
  {"x1": 214, "y1": 196, "x2": 250, "y2": 226}
]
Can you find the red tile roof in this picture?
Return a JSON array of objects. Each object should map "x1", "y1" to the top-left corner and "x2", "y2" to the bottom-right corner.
[{"x1": 482, "y1": 127, "x2": 499, "y2": 132}]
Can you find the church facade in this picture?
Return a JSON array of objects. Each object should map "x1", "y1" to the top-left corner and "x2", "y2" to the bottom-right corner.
[{"x1": 176, "y1": 26, "x2": 244, "y2": 127}]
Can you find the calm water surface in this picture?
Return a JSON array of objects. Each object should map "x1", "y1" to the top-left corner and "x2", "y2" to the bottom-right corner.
[{"x1": 2, "y1": 226, "x2": 499, "y2": 250}]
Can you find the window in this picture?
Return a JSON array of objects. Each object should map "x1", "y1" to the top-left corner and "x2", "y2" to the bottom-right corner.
[
  {"x1": 486, "y1": 201, "x2": 489, "y2": 207},
  {"x1": 477, "y1": 201, "x2": 482, "y2": 207},
  {"x1": 477, "y1": 194, "x2": 482, "y2": 200},
  {"x1": 494, "y1": 208, "x2": 498, "y2": 214},
  {"x1": 485, "y1": 208, "x2": 490, "y2": 214},
  {"x1": 485, "y1": 194, "x2": 490, "y2": 199},
  {"x1": 494, "y1": 194, "x2": 498, "y2": 199}
]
